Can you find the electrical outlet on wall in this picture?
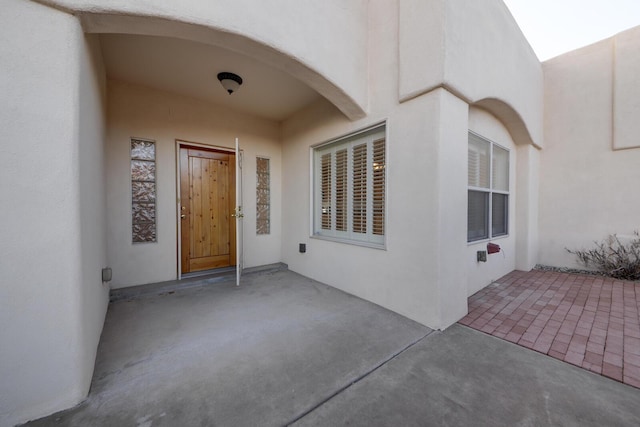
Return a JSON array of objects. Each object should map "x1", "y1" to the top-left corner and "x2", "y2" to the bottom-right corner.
[{"x1": 102, "y1": 267, "x2": 113, "y2": 282}]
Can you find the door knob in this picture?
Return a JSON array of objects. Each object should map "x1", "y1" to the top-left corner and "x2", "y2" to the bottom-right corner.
[{"x1": 181, "y1": 214, "x2": 186, "y2": 219}]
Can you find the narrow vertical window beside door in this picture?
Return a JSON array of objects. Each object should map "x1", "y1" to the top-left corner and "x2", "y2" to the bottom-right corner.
[
  {"x1": 256, "y1": 157, "x2": 270, "y2": 235},
  {"x1": 131, "y1": 138, "x2": 157, "y2": 243}
]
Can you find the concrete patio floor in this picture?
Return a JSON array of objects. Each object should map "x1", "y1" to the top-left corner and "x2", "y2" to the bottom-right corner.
[
  {"x1": 461, "y1": 269, "x2": 640, "y2": 388},
  {"x1": 24, "y1": 269, "x2": 640, "y2": 426}
]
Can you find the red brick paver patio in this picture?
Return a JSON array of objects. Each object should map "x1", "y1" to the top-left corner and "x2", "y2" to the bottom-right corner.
[{"x1": 460, "y1": 269, "x2": 640, "y2": 388}]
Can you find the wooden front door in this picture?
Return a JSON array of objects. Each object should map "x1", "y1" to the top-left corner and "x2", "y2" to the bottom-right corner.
[{"x1": 180, "y1": 146, "x2": 236, "y2": 273}]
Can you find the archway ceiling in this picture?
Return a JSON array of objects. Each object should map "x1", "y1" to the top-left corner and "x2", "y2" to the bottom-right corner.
[{"x1": 100, "y1": 34, "x2": 321, "y2": 121}]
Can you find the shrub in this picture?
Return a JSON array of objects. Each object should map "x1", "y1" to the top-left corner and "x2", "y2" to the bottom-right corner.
[{"x1": 567, "y1": 231, "x2": 640, "y2": 281}]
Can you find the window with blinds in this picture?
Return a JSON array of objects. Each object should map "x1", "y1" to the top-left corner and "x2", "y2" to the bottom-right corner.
[
  {"x1": 313, "y1": 125, "x2": 386, "y2": 247},
  {"x1": 321, "y1": 153, "x2": 331, "y2": 230},
  {"x1": 468, "y1": 132, "x2": 509, "y2": 242}
]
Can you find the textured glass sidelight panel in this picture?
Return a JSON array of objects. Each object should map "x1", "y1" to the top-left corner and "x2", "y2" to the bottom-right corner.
[
  {"x1": 131, "y1": 139, "x2": 155, "y2": 160},
  {"x1": 256, "y1": 157, "x2": 270, "y2": 235},
  {"x1": 257, "y1": 157, "x2": 269, "y2": 174},
  {"x1": 257, "y1": 203, "x2": 270, "y2": 217},
  {"x1": 132, "y1": 223, "x2": 157, "y2": 243},
  {"x1": 131, "y1": 160, "x2": 156, "y2": 182},
  {"x1": 132, "y1": 203, "x2": 156, "y2": 223},
  {"x1": 257, "y1": 187, "x2": 270, "y2": 206},
  {"x1": 132, "y1": 182, "x2": 156, "y2": 202},
  {"x1": 256, "y1": 205, "x2": 270, "y2": 235},
  {"x1": 257, "y1": 172, "x2": 269, "y2": 189},
  {"x1": 256, "y1": 221, "x2": 270, "y2": 235},
  {"x1": 131, "y1": 138, "x2": 156, "y2": 243}
]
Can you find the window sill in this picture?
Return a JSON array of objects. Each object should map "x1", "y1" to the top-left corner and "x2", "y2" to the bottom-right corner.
[
  {"x1": 467, "y1": 234, "x2": 510, "y2": 247},
  {"x1": 310, "y1": 234, "x2": 387, "y2": 251}
]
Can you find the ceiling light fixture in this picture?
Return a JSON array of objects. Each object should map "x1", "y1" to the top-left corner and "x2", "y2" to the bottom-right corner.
[{"x1": 217, "y1": 72, "x2": 243, "y2": 95}]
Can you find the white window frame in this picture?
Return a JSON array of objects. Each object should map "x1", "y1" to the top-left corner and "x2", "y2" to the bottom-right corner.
[
  {"x1": 312, "y1": 124, "x2": 387, "y2": 249},
  {"x1": 467, "y1": 131, "x2": 510, "y2": 243}
]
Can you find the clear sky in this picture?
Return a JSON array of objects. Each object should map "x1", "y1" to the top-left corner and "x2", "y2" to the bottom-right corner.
[{"x1": 503, "y1": 0, "x2": 640, "y2": 61}]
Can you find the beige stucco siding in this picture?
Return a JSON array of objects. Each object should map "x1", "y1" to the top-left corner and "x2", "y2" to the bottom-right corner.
[
  {"x1": 0, "y1": 2, "x2": 109, "y2": 425},
  {"x1": 399, "y1": 0, "x2": 543, "y2": 148},
  {"x1": 539, "y1": 31, "x2": 640, "y2": 268}
]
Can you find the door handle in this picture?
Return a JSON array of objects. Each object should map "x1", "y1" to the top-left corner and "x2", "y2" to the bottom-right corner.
[
  {"x1": 232, "y1": 207, "x2": 244, "y2": 218},
  {"x1": 181, "y1": 214, "x2": 186, "y2": 219}
]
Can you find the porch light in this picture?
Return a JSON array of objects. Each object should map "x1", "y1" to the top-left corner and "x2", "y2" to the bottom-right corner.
[{"x1": 217, "y1": 72, "x2": 243, "y2": 94}]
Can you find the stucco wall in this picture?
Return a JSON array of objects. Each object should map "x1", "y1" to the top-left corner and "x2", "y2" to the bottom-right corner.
[
  {"x1": 282, "y1": 98, "x2": 463, "y2": 329},
  {"x1": 281, "y1": 0, "x2": 470, "y2": 330},
  {"x1": 613, "y1": 26, "x2": 640, "y2": 150},
  {"x1": 515, "y1": 143, "x2": 540, "y2": 272},
  {"x1": 0, "y1": 2, "x2": 108, "y2": 425},
  {"x1": 77, "y1": 32, "x2": 110, "y2": 413},
  {"x1": 106, "y1": 80, "x2": 282, "y2": 288},
  {"x1": 539, "y1": 32, "x2": 640, "y2": 268},
  {"x1": 39, "y1": 0, "x2": 368, "y2": 121},
  {"x1": 399, "y1": 0, "x2": 543, "y2": 148},
  {"x1": 467, "y1": 108, "x2": 517, "y2": 296}
]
